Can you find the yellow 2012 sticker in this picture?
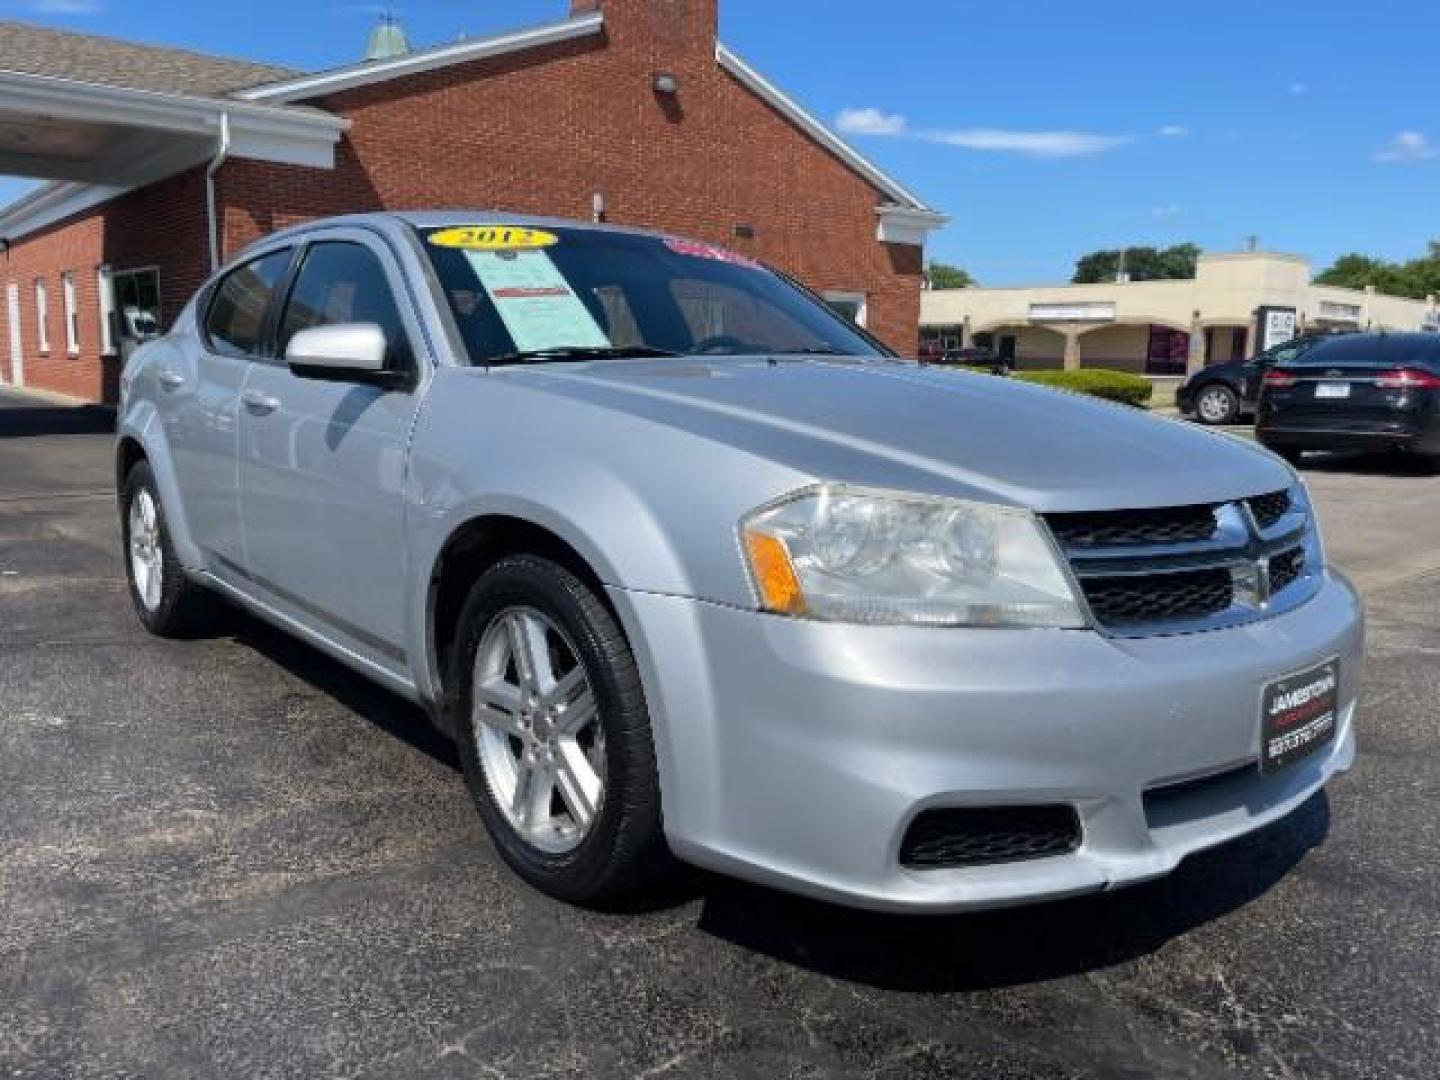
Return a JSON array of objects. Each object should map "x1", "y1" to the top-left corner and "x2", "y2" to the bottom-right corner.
[{"x1": 428, "y1": 226, "x2": 559, "y2": 251}]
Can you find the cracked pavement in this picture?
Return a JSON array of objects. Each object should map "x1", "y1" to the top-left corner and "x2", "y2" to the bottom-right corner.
[{"x1": 2, "y1": 387, "x2": 1438, "y2": 1079}]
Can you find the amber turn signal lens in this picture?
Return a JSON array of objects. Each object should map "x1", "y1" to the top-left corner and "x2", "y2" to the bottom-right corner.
[{"x1": 744, "y1": 531, "x2": 806, "y2": 615}]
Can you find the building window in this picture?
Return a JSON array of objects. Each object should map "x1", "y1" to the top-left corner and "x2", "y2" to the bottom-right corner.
[
  {"x1": 62, "y1": 272, "x2": 79, "y2": 355},
  {"x1": 112, "y1": 267, "x2": 163, "y2": 344},
  {"x1": 34, "y1": 278, "x2": 49, "y2": 354},
  {"x1": 97, "y1": 268, "x2": 115, "y2": 357},
  {"x1": 822, "y1": 290, "x2": 868, "y2": 328}
]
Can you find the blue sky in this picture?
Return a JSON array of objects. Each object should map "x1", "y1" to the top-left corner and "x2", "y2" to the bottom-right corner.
[{"x1": 2, "y1": 0, "x2": 1437, "y2": 284}]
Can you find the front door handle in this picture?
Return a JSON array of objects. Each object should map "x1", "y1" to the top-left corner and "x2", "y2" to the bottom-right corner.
[
  {"x1": 157, "y1": 369, "x2": 185, "y2": 390},
  {"x1": 241, "y1": 390, "x2": 280, "y2": 416}
]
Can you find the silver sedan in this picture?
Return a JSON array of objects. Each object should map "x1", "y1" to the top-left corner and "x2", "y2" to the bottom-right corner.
[{"x1": 116, "y1": 213, "x2": 1362, "y2": 911}]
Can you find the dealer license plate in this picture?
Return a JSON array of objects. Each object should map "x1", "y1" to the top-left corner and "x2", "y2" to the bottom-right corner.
[
  {"x1": 1261, "y1": 658, "x2": 1340, "y2": 772},
  {"x1": 1315, "y1": 382, "x2": 1351, "y2": 399}
]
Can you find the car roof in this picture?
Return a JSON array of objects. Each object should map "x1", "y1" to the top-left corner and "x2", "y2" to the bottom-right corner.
[
  {"x1": 260, "y1": 210, "x2": 678, "y2": 246},
  {"x1": 1291, "y1": 332, "x2": 1440, "y2": 366}
]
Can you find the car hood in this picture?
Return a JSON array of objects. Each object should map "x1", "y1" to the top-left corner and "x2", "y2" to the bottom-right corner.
[{"x1": 501, "y1": 357, "x2": 1293, "y2": 512}]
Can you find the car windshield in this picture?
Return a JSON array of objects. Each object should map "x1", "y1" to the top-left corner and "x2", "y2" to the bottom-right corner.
[{"x1": 419, "y1": 224, "x2": 887, "y2": 366}]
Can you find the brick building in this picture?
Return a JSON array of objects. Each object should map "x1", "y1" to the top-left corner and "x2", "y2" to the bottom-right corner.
[{"x1": 0, "y1": 0, "x2": 945, "y2": 402}]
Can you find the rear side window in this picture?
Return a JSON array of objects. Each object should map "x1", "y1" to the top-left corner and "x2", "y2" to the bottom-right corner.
[
  {"x1": 277, "y1": 241, "x2": 412, "y2": 369},
  {"x1": 204, "y1": 250, "x2": 292, "y2": 358}
]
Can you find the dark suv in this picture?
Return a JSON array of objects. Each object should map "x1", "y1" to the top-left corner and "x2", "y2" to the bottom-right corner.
[
  {"x1": 1257, "y1": 332, "x2": 1440, "y2": 466},
  {"x1": 1177, "y1": 337, "x2": 1321, "y2": 425}
]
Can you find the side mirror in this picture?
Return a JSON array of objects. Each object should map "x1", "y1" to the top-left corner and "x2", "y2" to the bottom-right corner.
[{"x1": 285, "y1": 323, "x2": 411, "y2": 389}]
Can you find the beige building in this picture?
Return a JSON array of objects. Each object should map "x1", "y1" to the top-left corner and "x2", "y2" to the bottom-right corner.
[{"x1": 921, "y1": 252, "x2": 1440, "y2": 377}]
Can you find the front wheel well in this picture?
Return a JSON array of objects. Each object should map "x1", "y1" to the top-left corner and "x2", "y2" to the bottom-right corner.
[
  {"x1": 116, "y1": 436, "x2": 147, "y2": 491},
  {"x1": 429, "y1": 516, "x2": 612, "y2": 695}
]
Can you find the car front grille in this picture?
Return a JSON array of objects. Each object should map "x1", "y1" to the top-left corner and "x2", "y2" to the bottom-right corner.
[
  {"x1": 1046, "y1": 504, "x2": 1218, "y2": 548},
  {"x1": 1248, "y1": 490, "x2": 1292, "y2": 530},
  {"x1": 1081, "y1": 567, "x2": 1234, "y2": 626},
  {"x1": 1045, "y1": 492, "x2": 1317, "y2": 636},
  {"x1": 1270, "y1": 546, "x2": 1305, "y2": 594},
  {"x1": 900, "y1": 805, "x2": 1081, "y2": 869}
]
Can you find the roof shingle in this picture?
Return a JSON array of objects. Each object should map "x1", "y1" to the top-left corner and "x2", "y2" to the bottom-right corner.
[{"x1": 0, "y1": 20, "x2": 297, "y2": 98}]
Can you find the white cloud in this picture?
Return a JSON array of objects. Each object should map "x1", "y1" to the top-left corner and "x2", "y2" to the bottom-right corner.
[
  {"x1": 1159, "y1": 125, "x2": 1188, "y2": 137},
  {"x1": 835, "y1": 107, "x2": 1132, "y2": 158},
  {"x1": 1152, "y1": 204, "x2": 1182, "y2": 218},
  {"x1": 1289, "y1": 82, "x2": 1308, "y2": 96},
  {"x1": 920, "y1": 128, "x2": 1133, "y2": 158},
  {"x1": 28, "y1": 0, "x2": 103, "y2": 12},
  {"x1": 835, "y1": 107, "x2": 908, "y2": 137},
  {"x1": 1373, "y1": 130, "x2": 1437, "y2": 163}
]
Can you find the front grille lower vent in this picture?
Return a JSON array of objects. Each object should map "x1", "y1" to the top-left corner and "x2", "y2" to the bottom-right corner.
[
  {"x1": 1046, "y1": 503, "x2": 1218, "y2": 549},
  {"x1": 1081, "y1": 567, "x2": 1234, "y2": 626},
  {"x1": 1248, "y1": 490, "x2": 1293, "y2": 530},
  {"x1": 900, "y1": 805, "x2": 1081, "y2": 869}
]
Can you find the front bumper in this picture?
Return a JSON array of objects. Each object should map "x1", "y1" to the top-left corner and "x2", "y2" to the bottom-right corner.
[{"x1": 611, "y1": 570, "x2": 1364, "y2": 913}]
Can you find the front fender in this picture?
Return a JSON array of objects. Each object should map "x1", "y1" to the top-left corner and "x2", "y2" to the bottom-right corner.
[
  {"x1": 117, "y1": 346, "x2": 204, "y2": 570},
  {"x1": 402, "y1": 368, "x2": 810, "y2": 699}
]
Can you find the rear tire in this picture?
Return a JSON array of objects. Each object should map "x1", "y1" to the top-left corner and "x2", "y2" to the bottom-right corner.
[
  {"x1": 121, "y1": 461, "x2": 217, "y2": 638},
  {"x1": 1194, "y1": 384, "x2": 1240, "y2": 426},
  {"x1": 446, "y1": 554, "x2": 670, "y2": 906}
]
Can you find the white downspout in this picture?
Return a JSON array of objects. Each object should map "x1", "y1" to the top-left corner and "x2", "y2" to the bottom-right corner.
[{"x1": 205, "y1": 111, "x2": 232, "y2": 272}]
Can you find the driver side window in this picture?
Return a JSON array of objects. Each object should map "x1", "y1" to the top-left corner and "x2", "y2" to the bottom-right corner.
[{"x1": 278, "y1": 241, "x2": 412, "y2": 370}]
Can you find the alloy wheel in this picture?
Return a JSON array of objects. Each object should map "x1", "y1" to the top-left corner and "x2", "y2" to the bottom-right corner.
[
  {"x1": 471, "y1": 606, "x2": 606, "y2": 854},
  {"x1": 128, "y1": 488, "x2": 164, "y2": 612},
  {"x1": 1197, "y1": 386, "x2": 1237, "y2": 424}
]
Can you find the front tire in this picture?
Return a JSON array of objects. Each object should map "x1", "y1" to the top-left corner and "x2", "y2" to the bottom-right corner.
[
  {"x1": 1194, "y1": 384, "x2": 1240, "y2": 425},
  {"x1": 447, "y1": 555, "x2": 669, "y2": 906},
  {"x1": 121, "y1": 461, "x2": 216, "y2": 637}
]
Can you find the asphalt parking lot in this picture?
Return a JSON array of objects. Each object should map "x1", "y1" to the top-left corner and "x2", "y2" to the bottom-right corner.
[{"x1": 2, "y1": 387, "x2": 1438, "y2": 1080}]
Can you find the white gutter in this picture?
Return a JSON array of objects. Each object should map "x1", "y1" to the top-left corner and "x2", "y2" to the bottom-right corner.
[
  {"x1": 205, "y1": 111, "x2": 231, "y2": 271},
  {"x1": 238, "y1": 10, "x2": 605, "y2": 104}
]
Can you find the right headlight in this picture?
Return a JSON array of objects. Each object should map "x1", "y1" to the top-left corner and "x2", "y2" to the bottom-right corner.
[{"x1": 739, "y1": 485, "x2": 1087, "y2": 628}]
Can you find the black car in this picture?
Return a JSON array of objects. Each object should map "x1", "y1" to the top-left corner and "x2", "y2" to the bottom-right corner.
[
  {"x1": 1257, "y1": 332, "x2": 1440, "y2": 467},
  {"x1": 1176, "y1": 336, "x2": 1320, "y2": 425}
]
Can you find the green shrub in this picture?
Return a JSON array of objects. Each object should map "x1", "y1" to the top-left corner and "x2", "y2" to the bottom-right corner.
[
  {"x1": 1013, "y1": 369, "x2": 1154, "y2": 407},
  {"x1": 924, "y1": 362, "x2": 1155, "y2": 407}
]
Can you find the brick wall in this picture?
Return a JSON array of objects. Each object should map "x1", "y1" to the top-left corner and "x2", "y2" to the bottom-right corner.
[
  {"x1": 0, "y1": 213, "x2": 105, "y2": 400},
  {"x1": 0, "y1": 169, "x2": 212, "y2": 401},
  {"x1": 0, "y1": 0, "x2": 926, "y2": 401},
  {"x1": 220, "y1": 0, "x2": 924, "y2": 350}
]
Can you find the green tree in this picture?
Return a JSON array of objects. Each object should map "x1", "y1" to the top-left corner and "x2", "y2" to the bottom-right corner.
[
  {"x1": 926, "y1": 262, "x2": 976, "y2": 290},
  {"x1": 1315, "y1": 242, "x2": 1440, "y2": 300},
  {"x1": 1072, "y1": 243, "x2": 1200, "y2": 284}
]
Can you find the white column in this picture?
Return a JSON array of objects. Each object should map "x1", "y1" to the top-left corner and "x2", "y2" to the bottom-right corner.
[
  {"x1": 1063, "y1": 330, "x2": 1082, "y2": 371},
  {"x1": 1186, "y1": 314, "x2": 1207, "y2": 376}
]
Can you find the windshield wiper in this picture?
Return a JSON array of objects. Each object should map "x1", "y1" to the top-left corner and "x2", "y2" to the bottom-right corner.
[
  {"x1": 489, "y1": 345, "x2": 682, "y2": 366},
  {"x1": 771, "y1": 345, "x2": 850, "y2": 356}
]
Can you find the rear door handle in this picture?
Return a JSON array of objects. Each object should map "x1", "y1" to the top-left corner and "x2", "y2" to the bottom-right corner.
[
  {"x1": 241, "y1": 390, "x2": 280, "y2": 416},
  {"x1": 157, "y1": 369, "x2": 185, "y2": 390}
]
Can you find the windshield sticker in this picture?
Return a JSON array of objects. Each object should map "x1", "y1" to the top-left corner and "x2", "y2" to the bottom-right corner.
[
  {"x1": 663, "y1": 238, "x2": 761, "y2": 269},
  {"x1": 430, "y1": 225, "x2": 559, "y2": 252},
  {"x1": 464, "y1": 249, "x2": 611, "y2": 354}
]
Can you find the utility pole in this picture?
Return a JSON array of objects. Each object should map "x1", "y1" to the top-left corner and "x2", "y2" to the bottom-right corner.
[{"x1": 1244, "y1": 234, "x2": 1259, "y2": 253}]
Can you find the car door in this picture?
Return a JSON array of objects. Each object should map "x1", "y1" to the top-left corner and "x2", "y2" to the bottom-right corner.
[
  {"x1": 166, "y1": 247, "x2": 294, "y2": 570},
  {"x1": 236, "y1": 231, "x2": 427, "y2": 668}
]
